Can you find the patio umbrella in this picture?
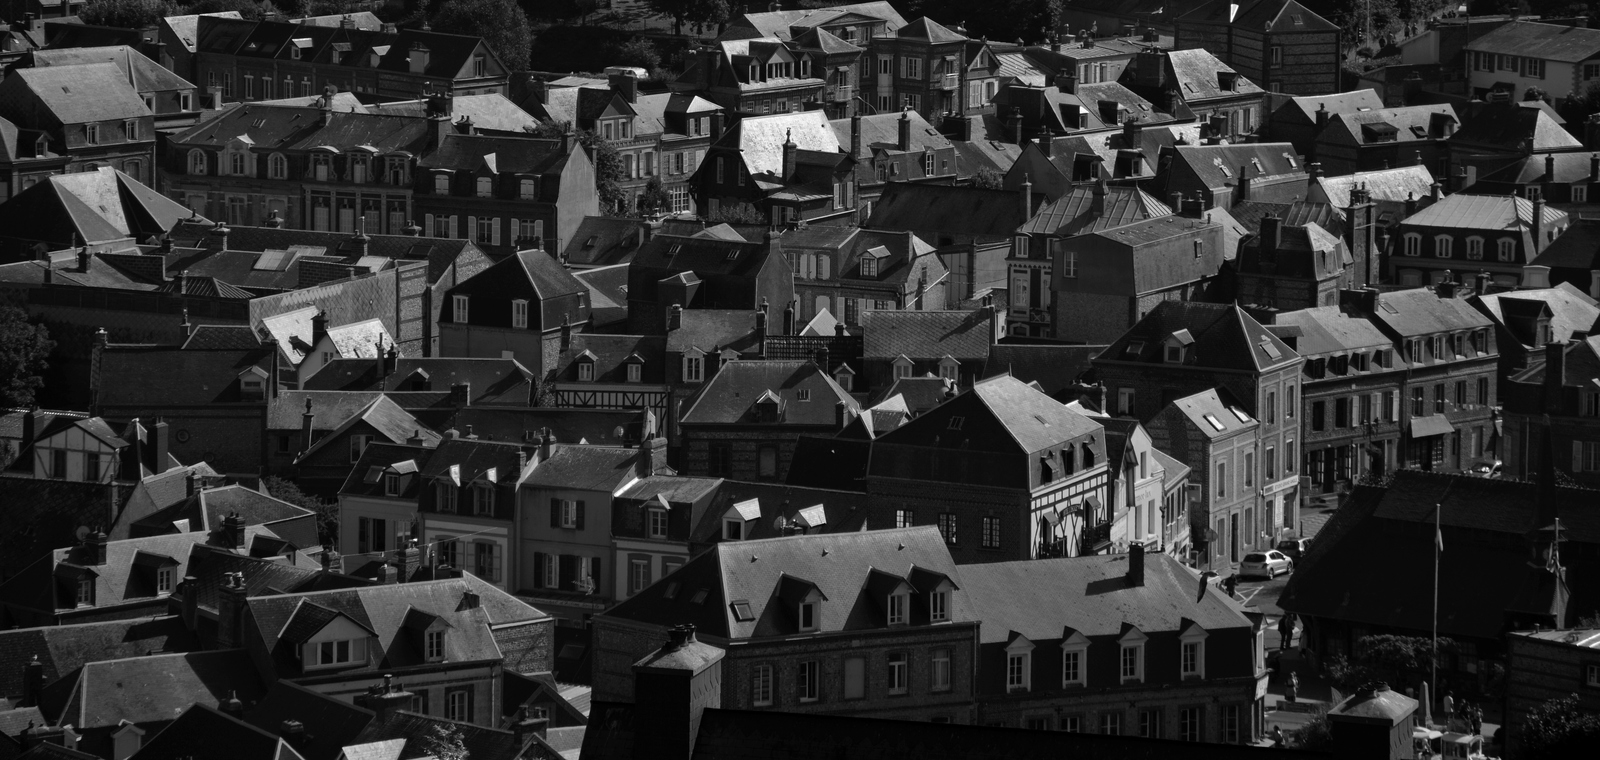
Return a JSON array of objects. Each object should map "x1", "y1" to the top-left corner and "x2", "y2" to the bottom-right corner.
[{"x1": 1420, "y1": 681, "x2": 1432, "y2": 727}]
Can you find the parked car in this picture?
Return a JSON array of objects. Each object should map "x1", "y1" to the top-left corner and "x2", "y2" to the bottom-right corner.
[
  {"x1": 1275, "y1": 538, "x2": 1311, "y2": 562},
  {"x1": 1240, "y1": 550, "x2": 1294, "y2": 579},
  {"x1": 1465, "y1": 459, "x2": 1502, "y2": 478}
]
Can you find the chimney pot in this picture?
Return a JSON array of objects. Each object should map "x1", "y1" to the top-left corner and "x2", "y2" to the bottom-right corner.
[{"x1": 1127, "y1": 541, "x2": 1145, "y2": 586}]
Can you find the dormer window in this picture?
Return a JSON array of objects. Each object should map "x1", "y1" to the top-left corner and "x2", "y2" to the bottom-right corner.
[
  {"x1": 425, "y1": 629, "x2": 445, "y2": 660},
  {"x1": 453, "y1": 295, "x2": 469, "y2": 323},
  {"x1": 308, "y1": 638, "x2": 368, "y2": 669},
  {"x1": 434, "y1": 173, "x2": 450, "y2": 194},
  {"x1": 188, "y1": 149, "x2": 207, "y2": 175},
  {"x1": 892, "y1": 356, "x2": 913, "y2": 380},
  {"x1": 511, "y1": 299, "x2": 528, "y2": 329},
  {"x1": 799, "y1": 599, "x2": 818, "y2": 631},
  {"x1": 1006, "y1": 636, "x2": 1035, "y2": 692},
  {"x1": 930, "y1": 588, "x2": 949, "y2": 622},
  {"x1": 383, "y1": 472, "x2": 400, "y2": 496},
  {"x1": 887, "y1": 590, "x2": 908, "y2": 625},
  {"x1": 723, "y1": 498, "x2": 759, "y2": 541},
  {"x1": 683, "y1": 349, "x2": 705, "y2": 383},
  {"x1": 1061, "y1": 630, "x2": 1090, "y2": 687},
  {"x1": 861, "y1": 256, "x2": 878, "y2": 277},
  {"x1": 1180, "y1": 623, "x2": 1208, "y2": 680},
  {"x1": 1166, "y1": 344, "x2": 1182, "y2": 362},
  {"x1": 576, "y1": 354, "x2": 596, "y2": 382},
  {"x1": 520, "y1": 178, "x2": 537, "y2": 200},
  {"x1": 156, "y1": 566, "x2": 175, "y2": 594},
  {"x1": 627, "y1": 362, "x2": 642, "y2": 382},
  {"x1": 937, "y1": 356, "x2": 959, "y2": 382},
  {"x1": 648, "y1": 506, "x2": 668, "y2": 539},
  {"x1": 476, "y1": 176, "x2": 493, "y2": 198},
  {"x1": 1119, "y1": 627, "x2": 1148, "y2": 683}
]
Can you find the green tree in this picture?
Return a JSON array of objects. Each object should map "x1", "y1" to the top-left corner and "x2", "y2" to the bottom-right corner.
[
  {"x1": 1289, "y1": 705, "x2": 1334, "y2": 751},
  {"x1": 607, "y1": 37, "x2": 661, "y2": 73},
  {"x1": 1518, "y1": 693, "x2": 1600, "y2": 758},
  {"x1": 81, "y1": 0, "x2": 176, "y2": 27},
  {"x1": 531, "y1": 121, "x2": 627, "y2": 213},
  {"x1": 417, "y1": 723, "x2": 468, "y2": 760},
  {"x1": 704, "y1": 201, "x2": 768, "y2": 225},
  {"x1": 637, "y1": 177, "x2": 671, "y2": 216},
  {"x1": 649, "y1": 0, "x2": 730, "y2": 37},
  {"x1": 431, "y1": 0, "x2": 533, "y2": 72},
  {"x1": 185, "y1": 0, "x2": 265, "y2": 20},
  {"x1": 1525, "y1": 86, "x2": 1549, "y2": 102},
  {"x1": 262, "y1": 476, "x2": 339, "y2": 546},
  {"x1": 971, "y1": 166, "x2": 1005, "y2": 190},
  {"x1": 1331, "y1": 0, "x2": 1402, "y2": 49},
  {"x1": 0, "y1": 306, "x2": 54, "y2": 409}
]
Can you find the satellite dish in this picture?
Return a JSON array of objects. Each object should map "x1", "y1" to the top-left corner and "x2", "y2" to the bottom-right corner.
[{"x1": 75, "y1": 526, "x2": 91, "y2": 541}]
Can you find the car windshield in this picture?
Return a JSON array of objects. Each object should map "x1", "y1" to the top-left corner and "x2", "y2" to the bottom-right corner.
[
  {"x1": 1243, "y1": 553, "x2": 1267, "y2": 563},
  {"x1": 1276, "y1": 541, "x2": 1296, "y2": 550}
]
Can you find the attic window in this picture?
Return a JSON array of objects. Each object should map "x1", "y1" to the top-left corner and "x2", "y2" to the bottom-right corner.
[
  {"x1": 947, "y1": 416, "x2": 965, "y2": 431},
  {"x1": 252, "y1": 118, "x2": 266, "y2": 128},
  {"x1": 667, "y1": 243, "x2": 683, "y2": 257},
  {"x1": 1259, "y1": 338, "x2": 1283, "y2": 360},
  {"x1": 1251, "y1": 158, "x2": 1263, "y2": 174},
  {"x1": 584, "y1": 236, "x2": 599, "y2": 249},
  {"x1": 730, "y1": 601, "x2": 755, "y2": 621},
  {"x1": 691, "y1": 588, "x2": 709, "y2": 604},
  {"x1": 726, "y1": 249, "x2": 739, "y2": 261},
  {"x1": 1203, "y1": 414, "x2": 1225, "y2": 432},
  {"x1": 1213, "y1": 159, "x2": 1230, "y2": 178},
  {"x1": 1291, "y1": 14, "x2": 1303, "y2": 24},
  {"x1": 1230, "y1": 407, "x2": 1252, "y2": 424},
  {"x1": 1282, "y1": 153, "x2": 1297, "y2": 168},
  {"x1": 1124, "y1": 340, "x2": 1145, "y2": 358},
  {"x1": 1410, "y1": 125, "x2": 1428, "y2": 139},
  {"x1": 664, "y1": 581, "x2": 680, "y2": 599}
]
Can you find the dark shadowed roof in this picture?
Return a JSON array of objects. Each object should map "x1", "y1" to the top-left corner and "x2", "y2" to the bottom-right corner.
[
  {"x1": 680, "y1": 361, "x2": 858, "y2": 426},
  {"x1": 866, "y1": 183, "x2": 1038, "y2": 239},
  {"x1": 984, "y1": 344, "x2": 1104, "y2": 395},
  {"x1": 1097, "y1": 301, "x2": 1300, "y2": 373},
  {"x1": 861, "y1": 309, "x2": 994, "y2": 361},
  {"x1": 0, "y1": 616, "x2": 196, "y2": 702},
  {"x1": 243, "y1": 680, "x2": 375, "y2": 760},
  {"x1": 57, "y1": 649, "x2": 263, "y2": 730}
]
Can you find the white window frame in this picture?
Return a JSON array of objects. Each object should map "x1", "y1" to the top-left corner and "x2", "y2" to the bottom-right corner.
[
  {"x1": 425, "y1": 629, "x2": 444, "y2": 660},
  {"x1": 453, "y1": 295, "x2": 469, "y2": 323},
  {"x1": 1434, "y1": 234, "x2": 1453, "y2": 258},
  {"x1": 511, "y1": 299, "x2": 528, "y2": 329},
  {"x1": 1061, "y1": 630, "x2": 1090, "y2": 687},
  {"x1": 647, "y1": 507, "x2": 668, "y2": 539},
  {"x1": 1180, "y1": 625, "x2": 1208, "y2": 679},
  {"x1": 156, "y1": 566, "x2": 174, "y2": 594},
  {"x1": 1119, "y1": 628, "x2": 1147, "y2": 684},
  {"x1": 1465, "y1": 235, "x2": 1483, "y2": 260},
  {"x1": 752, "y1": 664, "x2": 774, "y2": 706},
  {"x1": 798, "y1": 599, "x2": 818, "y2": 631},
  {"x1": 1006, "y1": 637, "x2": 1034, "y2": 692},
  {"x1": 931, "y1": 648, "x2": 951, "y2": 691},
  {"x1": 683, "y1": 351, "x2": 705, "y2": 383},
  {"x1": 929, "y1": 589, "x2": 949, "y2": 622},
  {"x1": 887, "y1": 591, "x2": 908, "y2": 625},
  {"x1": 1404, "y1": 233, "x2": 1421, "y2": 257}
]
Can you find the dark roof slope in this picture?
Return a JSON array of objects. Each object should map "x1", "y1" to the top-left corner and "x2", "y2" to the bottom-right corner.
[
  {"x1": 680, "y1": 361, "x2": 858, "y2": 426},
  {"x1": 861, "y1": 309, "x2": 994, "y2": 361},
  {"x1": 1097, "y1": 301, "x2": 1300, "y2": 372},
  {"x1": 0, "y1": 616, "x2": 196, "y2": 702},
  {"x1": 865, "y1": 183, "x2": 1038, "y2": 239}
]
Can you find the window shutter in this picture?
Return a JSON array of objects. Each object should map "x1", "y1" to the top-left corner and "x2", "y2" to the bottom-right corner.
[
  {"x1": 1575, "y1": 441, "x2": 1584, "y2": 472},
  {"x1": 590, "y1": 557, "x2": 602, "y2": 591},
  {"x1": 448, "y1": 216, "x2": 457, "y2": 238},
  {"x1": 511, "y1": 218, "x2": 520, "y2": 244},
  {"x1": 550, "y1": 498, "x2": 561, "y2": 528},
  {"x1": 533, "y1": 551, "x2": 545, "y2": 587},
  {"x1": 575, "y1": 500, "x2": 586, "y2": 530},
  {"x1": 467, "y1": 216, "x2": 477, "y2": 242},
  {"x1": 491, "y1": 217, "x2": 501, "y2": 246},
  {"x1": 425, "y1": 213, "x2": 434, "y2": 234}
]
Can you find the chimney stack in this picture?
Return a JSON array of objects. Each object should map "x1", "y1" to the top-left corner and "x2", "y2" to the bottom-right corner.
[
  {"x1": 1127, "y1": 541, "x2": 1145, "y2": 587},
  {"x1": 631, "y1": 625, "x2": 724, "y2": 760},
  {"x1": 20, "y1": 656, "x2": 43, "y2": 708},
  {"x1": 669, "y1": 303, "x2": 683, "y2": 331},
  {"x1": 87, "y1": 528, "x2": 108, "y2": 566},
  {"x1": 216, "y1": 571, "x2": 248, "y2": 648},
  {"x1": 1021, "y1": 174, "x2": 1033, "y2": 219},
  {"x1": 301, "y1": 398, "x2": 315, "y2": 454},
  {"x1": 1533, "y1": 196, "x2": 1548, "y2": 252},
  {"x1": 223, "y1": 512, "x2": 246, "y2": 550},
  {"x1": 897, "y1": 108, "x2": 911, "y2": 151},
  {"x1": 1236, "y1": 165, "x2": 1250, "y2": 204},
  {"x1": 311, "y1": 310, "x2": 329, "y2": 348},
  {"x1": 355, "y1": 675, "x2": 414, "y2": 721},
  {"x1": 1545, "y1": 339, "x2": 1568, "y2": 414},
  {"x1": 781, "y1": 129, "x2": 798, "y2": 183}
]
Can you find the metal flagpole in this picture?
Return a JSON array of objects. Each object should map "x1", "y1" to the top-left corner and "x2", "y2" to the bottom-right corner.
[{"x1": 1432, "y1": 497, "x2": 1440, "y2": 716}]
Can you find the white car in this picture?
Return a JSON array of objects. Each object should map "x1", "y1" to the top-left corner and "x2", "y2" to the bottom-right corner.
[{"x1": 1240, "y1": 550, "x2": 1294, "y2": 579}]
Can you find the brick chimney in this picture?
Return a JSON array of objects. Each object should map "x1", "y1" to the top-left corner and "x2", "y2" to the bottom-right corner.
[
  {"x1": 898, "y1": 108, "x2": 911, "y2": 151},
  {"x1": 216, "y1": 571, "x2": 247, "y2": 649},
  {"x1": 1545, "y1": 339, "x2": 1567, "y2": 413},
  {"x1": 19, "y1": 656, "x2": 43, "y2": 708},
  {"x1": 87, "y1": 528, "x2": 108, "y2": 566},
  {"x1": 1127, "y1": 541, "x2": 1145, "y2": 587},
  {"x1": 356, "y1": 675, "x2": 414, "y2": 720},
  {"x1": 781, "y1": 129, "x2": 798, "y2": 183},
  {"x1": 223, "y1": 511, "x2": 246, "y2": 550},
  {"x1": 631, "y1": 625, "x2": 724, "y2": 760},
  {"x1": 395, "y1": 537, "x2": 419, "y2": 581}
]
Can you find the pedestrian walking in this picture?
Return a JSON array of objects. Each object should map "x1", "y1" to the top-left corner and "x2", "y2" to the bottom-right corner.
[
  {"x1": 1472, "y1": 706, "x2": 1483, "y2": 736},
  {"x1": 1443, "y1": 691, "x2": 1455, "y2": 720},
  {"x1": 1286, "y1": 671, "x2": 1299, "y2": 704}
]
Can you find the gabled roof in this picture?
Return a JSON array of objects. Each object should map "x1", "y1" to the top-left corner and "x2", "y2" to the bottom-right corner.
[
  {"x1": 718, "y1": 2, "x2": 906, "y2": 41},
  {"x1": 680, "y1": 361, "x2": 858, "y2": 426},
  {"x1": 1275, "y1": 90, "x2": 1385, "y2": 126},
  {"x1": 1233, "y1": 0, "x2": 1340, "y2": 33},
  {"x1": 57, "y1": 649, "x2": 262, "y2": 731},
  {"x1": 1322, "y1": 104, "x2": 1456, "y2": 146},
  {"x1": 242, "y1": 680, "x2": 376, "y2": 760},
  {"x1": 1451, "y1": 102, "x2": 1582, "y2": 152},
  {"x1": 861, "y1": 309, "x2": 993, "y2": 361},
  {"x1": 0, "y1": 616, "x2": 196, "y2": 704},
  {"x1": 1465, "y1": 20, "x2": 1600, "y2": 62},
  {"x1": 1165, "y1": 48, "x2": 1263, "y2": 101},
  {"x1": 1363, "y1": 287, "x2": 1496, "y2": 339},
  {"x1": 604, "y1": 526, "x2": 966, "y2": 640},
  {"x1": 1472, "y1": 283, "x2": 1599, "y2": 347},
  {"x1": 126, "y1": 703, "x2": 303, "y2": 760},
  {"x1": 3, "y1": 63, "x2": 150, "y2": 124},
  {"x1": 296, "y1": 396, "x2": 441, "y2": 462},
  {"x1": 961, "y1": 551, "x2": 1250, "y2": 643},
  {"x1": 896, "y1": 17, "x2": 966, "y2": 43},
  {"x1": 244, "y1": 575, "x2": 548, "y2": 677},
  {"x1": 1097, "y1": 301, "x2": 1300, "y2": 372}
]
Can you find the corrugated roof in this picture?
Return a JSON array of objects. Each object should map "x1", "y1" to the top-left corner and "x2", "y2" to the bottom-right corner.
[
  {"x1": 1017, "y1": 183, "x2": 1171, "y2": 236},
  {"x1": 1314, "y1": 165, "x2": 1436, "y2": 206}
]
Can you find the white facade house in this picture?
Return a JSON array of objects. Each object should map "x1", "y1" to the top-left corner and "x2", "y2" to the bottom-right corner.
[{"x1": 1465, "y1": 21, "x2": 1600, "y2": 101}]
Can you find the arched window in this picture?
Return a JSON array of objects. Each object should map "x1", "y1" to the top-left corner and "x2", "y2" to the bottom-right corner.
[
  {"x1": 1465, "y1": 236, "x2": 1483, "y2": 260},
  {"x1": 1433, "y1": 235, "x2": 1452, "y2": 258},
  {"x1": 268, "y1": 153, "x2": 287, "y2": 180},
  {"x1": 188, "y1": 149, "x2": 207, "y2": 176},
  {"x1": 1403, "y1": 233, "x2": 1422, "y2": 257},
  {"x1": 1498, "y1": 237, "x2": 1516, "y2": 261}
]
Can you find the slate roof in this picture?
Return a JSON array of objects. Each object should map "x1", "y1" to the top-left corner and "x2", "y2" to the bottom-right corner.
[
  {"x1": 1323, "y1": 104, "x2": 1456, "y2": 146},
  {"x1": 1164, "y1": 143, "x2": 1306, "y2": 190},
  {"x1": 1016, "y1": 183, "x2": 1171, "y2": 236},
  {"x1": 1472, "y1": 283, "x2": 1600, "y2": 347},
  {"x1": 156, "y1": 274, "x2": 255, "y2": 299},
  {"x1": 304, "y1": 357, "x2": 534, "y2": 404},
  {"x1": 605, "y1": 526, "x2": 966, "y2": 640},
  {"x1": 1466, "y1": 20, "x2": 1600, "y2": 62},
  {"x1": 861, "y1": 309, "x2": 993, "y2": 361},
  {"x1": 1279, "y1": 470, "x2": 1600, "y2": 640},
  {"x1": 183, "y1": 325, "x2": 264, "y2": 350},
  {"x1": 1362, "y1": 287, "x2": 1495, "y2": 340},
  {"x1": 1097, "y1": 301, "x2": 1301, "y2": 372},
  {"x1": 1233, "y1": 0, "x2": 1340, "y2": 33},
  {"x1": 719, "y1": 2, "x2": 907, "y2": 41},
  {"x1": 112, "y1": 463, "x2": 223, "y2": 541},
  {"x1": 172, "y1": 105, "x2": 430, "y2": 155},
  {"x1": 728, "y1": 111, "x2": 841, "y2": 181},
  {"x1": 129, "y1": 484, "x2": 316, "y2": 546},
  {"x1": 28, "y1": 46, "x2": 194, "y2": 94},
  {"x1": 1169, "y1": 388, "x2": 1258, "y2": 441},
  {"x1": 1275, "y1": 307, "x2": 1392, "y2": 358},
  {"x1": 1313, "y1": 165, "x2": 1436, "y2": 207},
  {"x1": 897, "y1": 17, "x2": 966, "y2": 43},
  {"x1": 666, "y1": 310, "x2": 761, "y2": 355},
  {"x1": 832, "y1": 110, "x2": 950, "y2": 162},
  {"x1": 1229, "y1": 201, "x2": 1345, "y2": 238},
  {"x1": 680, "y1": 361, "x2": 858, "y2": 426},
  {"x1": 866, "y1": 183, "x2": 1038, "y2": 240},
  {"x1": 0, "y1": 616, "x2": 196, "y2": 702},
  {"x1": 296, "y1": 396, "x2": 441, "y2": 462},
  {"x1": 0, "y1": 168, "x2": 201, "y2": 247},
  {"x1": 1276, "y1": 90, "x2": 1385, "y2": 125},
  {"x1": 1165, "y1": 48, "x2": 1263, "y2": 102},
  {"x1": 1451, "y1": 102, "x2": 1582, "y2": 152},
  {"x1": 367, "y1": 94, "x2": 538, "y2": 133},
  {"x1": 873, "y1": 375, "x2": 957, "y2": 415},
  {"x1": 162, "y1": 13, "x2": 245, "y2": 54},
  {"x1": 523, "y1": 445, "x2": 637, "y2": 493},
  {"x1": 417, "y1": 133, "x2": 571, "y2": 179},
  {"x1": 166, "y1": 221, "x2": 481, "y2": 285},
  {"x1": 440, "y1": 407, "x2": 644, "y2": 449},
  {"x1": 548, "y1": 334, "x2": 666, "y2": 384},
  {"x1": 244, "y1": 575, "x2": 547, "y2": 678},
  {"x1": 1402, "y1": 193, "x2": 1567, "y2": 232},
  {"x1": 243, "y1": 680, "x2": 375, "y2": 760},
  {"x1": 110, "y1": 703, "x2": 299, "y2": 760},
  {"x1": 1529, "y1": 219, "x2": 1600, "y2": 271},
  {"x1": 56, "y1": 649, "x2": 262, "y2": 731},
  {"x1": 4, "y1": 63, "x2": 150, "y2": 124},
  {"x1": 575, "y1": 263, "x2": 629, "y2": 328},
  {"x1": 97, "y1": 342, "x2": 276, "y2": 408},
  {"x1": 352, "y1": 709, "x2": 519, "y2": 760},
  {"x1": 960, "y1": 551, "x2": 1251, "y2": 644},
  {"x1": 950, "y1": 137, "x2": 1023, "y2": 177},
  {"x1": 1479, "y1": 151, "x2": 1600, "y2": 185},
  {"x1": 983, "y1": 345, "x2": 1104, "y2": 396},
  {"x1": 560, "y1": 217, "x2": 646, "y2": 268}
]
